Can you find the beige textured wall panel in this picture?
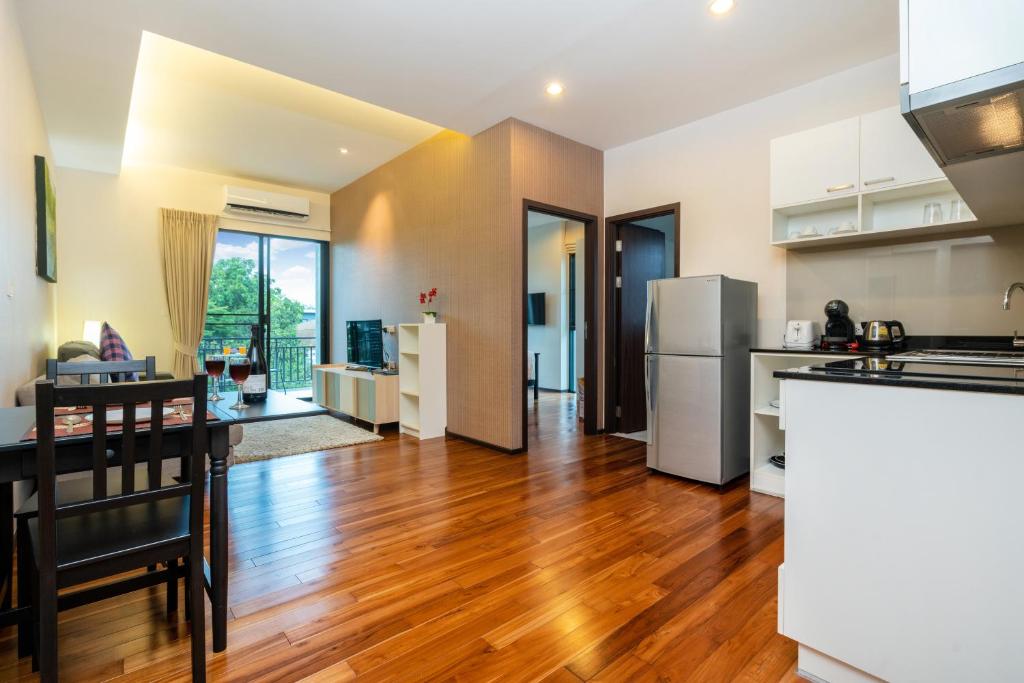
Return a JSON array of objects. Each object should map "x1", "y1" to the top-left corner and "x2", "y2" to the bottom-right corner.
[
  {"x1": 331, "y1": 119, "x2": 601, "y2": 451},
  {"x1": 509, "y1": 120, "x2": 604, "y2": 445}
]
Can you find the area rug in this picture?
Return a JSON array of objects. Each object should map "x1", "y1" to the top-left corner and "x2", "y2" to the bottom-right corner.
[{"x1": 232, "y1": 415, "x2": 383, "y2": 463}]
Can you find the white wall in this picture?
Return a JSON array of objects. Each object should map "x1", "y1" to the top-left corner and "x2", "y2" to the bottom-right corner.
[
  {"x1": 605, "y1": 55, "x2": 898, "y2": 344},
  {"x1": 1, "y1": 0, "x2": 57, "y2": 405},
  {"x1": 55, "y1": 163, "x2": 330, "y2": 369},
  {"x1": 527, "y1": 221, "x2": 566, "y2": 390},
  {"x1": 527, "y1": 219, "x2": 584, "y2": 391}
]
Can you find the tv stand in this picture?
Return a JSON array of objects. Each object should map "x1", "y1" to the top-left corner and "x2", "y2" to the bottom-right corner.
[{"x1": 312, "y1": 364, "x2": 399, "y2": 433}]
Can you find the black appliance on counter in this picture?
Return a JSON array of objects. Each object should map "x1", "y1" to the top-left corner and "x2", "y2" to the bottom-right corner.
[{"x1": 822, "y1": 299, "x2": 859, "y2": 350}]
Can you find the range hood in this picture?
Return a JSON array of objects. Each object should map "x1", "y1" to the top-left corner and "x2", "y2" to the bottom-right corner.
[{"x1": 902, "y1": 63, "x2": 1024, "y2": 227}]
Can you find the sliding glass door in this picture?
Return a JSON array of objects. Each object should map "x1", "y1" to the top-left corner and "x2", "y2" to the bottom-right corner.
[{"x1": 202, "y1": 230, "x2": 328, "y2": 395}]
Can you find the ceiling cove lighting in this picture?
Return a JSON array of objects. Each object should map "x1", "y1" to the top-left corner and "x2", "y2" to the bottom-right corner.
[
  {"x1": 545, "y1": 82, "x2": 564, "y2": 96},
  {"x1": 708, "y1": 0, "x2": 735, "y2": 15},
  {"x1": 338, "y1": 147, "x2": 349, "y2": 154}
]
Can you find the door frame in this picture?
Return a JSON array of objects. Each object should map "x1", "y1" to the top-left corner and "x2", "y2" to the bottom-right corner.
[
  {"x1": 603, "y1": 203, "x2": 680, "y2": 434},
  {"x1": 522, "y1": 199, "x2": 600, "y2": 449}
]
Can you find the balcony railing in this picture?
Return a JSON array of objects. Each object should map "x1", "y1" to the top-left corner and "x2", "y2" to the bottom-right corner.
[{"x1": 198, "y1": 335, "x2": 319, "y2": 392}]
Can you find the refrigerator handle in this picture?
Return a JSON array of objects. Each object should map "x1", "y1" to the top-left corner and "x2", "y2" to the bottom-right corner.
[
  {"x1": 645, "y1": 355, "x2": 656, "y2": 446},
  {"x1": 644, "y1": 281, "x2": 654, "y2": 353}
]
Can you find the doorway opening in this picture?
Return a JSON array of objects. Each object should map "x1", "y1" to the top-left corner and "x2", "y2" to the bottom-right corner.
[
  {"x1": 522, "y1": 200, "x2": 599, "y2": 449},
  {"x1": 201, "y1": 230, "x2": 330, "y2": 398},
  {"x1": 604, "y1": 203, "x2": 680, "y2": 437}
]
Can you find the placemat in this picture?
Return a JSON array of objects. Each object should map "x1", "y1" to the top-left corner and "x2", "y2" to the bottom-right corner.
[{"x1": 22, "y1": 398, "x2": 218, "y2": 441}]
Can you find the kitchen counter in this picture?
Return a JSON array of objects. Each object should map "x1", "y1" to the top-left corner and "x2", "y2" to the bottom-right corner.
[
  {"x1": 774, "y1": 357, "x2": 1024, "y2": 396},
  {"x1": 775, "y1": 355, "x2": 1024, "y2": 682},
  {"x1": 751, "y1": 346, "x2": 883, "y2": 356},
  {"x1": 754, "y1": 334, "x2": 1019, "y2": 358}
]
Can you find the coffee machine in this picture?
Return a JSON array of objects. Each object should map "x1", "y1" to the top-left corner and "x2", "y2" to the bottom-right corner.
[{"x1": 822, "y1": 299, "x2": 858, "y2": 350}]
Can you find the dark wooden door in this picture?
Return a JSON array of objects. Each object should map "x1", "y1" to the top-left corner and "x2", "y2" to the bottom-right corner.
[{"x1": 616, "y1": 223, "x2": 666, "y2": 434}]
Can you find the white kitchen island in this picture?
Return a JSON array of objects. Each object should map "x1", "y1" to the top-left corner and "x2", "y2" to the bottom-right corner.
[{"x1": 775, "y1": 359, "x2": 1024, "y2": 682}]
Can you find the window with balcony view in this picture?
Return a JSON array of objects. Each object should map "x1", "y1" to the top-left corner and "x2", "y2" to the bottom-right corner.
[{"x1": 202, "y1": 230, "x2": 327, "y2": 397}]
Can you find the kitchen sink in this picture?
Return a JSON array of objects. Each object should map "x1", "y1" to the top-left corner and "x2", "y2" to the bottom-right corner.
[{"x1": 887, "y1": 349, "x2": 1024, "y2": 366}]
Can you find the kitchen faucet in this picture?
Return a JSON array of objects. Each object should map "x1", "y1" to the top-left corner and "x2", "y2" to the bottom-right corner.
[
  {"x1": 1003, "y1": 282, "x2": 1024, "y2": 348},
  {"x1": 1003, "y1": 282, "x2": 1024, "y2": 310}
]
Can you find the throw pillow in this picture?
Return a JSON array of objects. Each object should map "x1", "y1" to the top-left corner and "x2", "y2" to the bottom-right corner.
[
  {"x1": 99, "y1": 322, "x2": 138, "y2": 381},
  {"x1": 57, "y1": 340, "x2": 101, "y2": 362}
]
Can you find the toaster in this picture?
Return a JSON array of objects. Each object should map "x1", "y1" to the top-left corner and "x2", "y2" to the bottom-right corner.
[{"x1": 784, "y1": 320, "x2": 820, "y2": 349}]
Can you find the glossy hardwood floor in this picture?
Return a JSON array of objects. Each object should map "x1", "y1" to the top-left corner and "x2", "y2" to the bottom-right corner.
[{"x1": 0, "y1": 392, "x2": 798, "y2": 681}]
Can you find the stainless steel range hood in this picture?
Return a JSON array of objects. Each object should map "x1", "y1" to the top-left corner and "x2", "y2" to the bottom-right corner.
[{"x1": 902, "y1": 63, "x2": 1024, "y2": 227}]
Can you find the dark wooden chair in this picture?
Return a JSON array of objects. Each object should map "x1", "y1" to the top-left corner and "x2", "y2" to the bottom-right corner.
[
  {"x1": 16, "y1": 355, "x2": 176, "y2": 656},
  {"x1": 45, "y1": 356, "x2": 157, "y2": 384},
  {"x1": 26, "y1": 376, "x2": 208, "y2": 682}
]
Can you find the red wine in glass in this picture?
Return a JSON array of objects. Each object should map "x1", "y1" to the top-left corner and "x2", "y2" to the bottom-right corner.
[
  {"x1": 229, "y1": 359, "x2": 252, "y2": 410},
  {"x1": 204, "y1": 356, "x2": 226, "y2": 401}
]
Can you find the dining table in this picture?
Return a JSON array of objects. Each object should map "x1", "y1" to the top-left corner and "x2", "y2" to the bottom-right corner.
[{"x1": 0, "y1": 388, "x2": 327, "y2": 652}]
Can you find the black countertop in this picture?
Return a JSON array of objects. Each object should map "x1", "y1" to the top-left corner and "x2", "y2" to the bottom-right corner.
[
  {"x1": 751, "y1": 347, "x2": 887, "y2": 356},
  {"x1": 774, "y1": 358, "x2": 1024, "y2": 396},
  {"x1": 754, "y1": 335, "x2": 1021, "y2": 359}
]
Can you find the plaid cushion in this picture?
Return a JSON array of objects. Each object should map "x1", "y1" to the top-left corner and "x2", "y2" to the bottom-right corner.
[{"x1": 99, "y1": 322, "x2": 137, "y2": 381}]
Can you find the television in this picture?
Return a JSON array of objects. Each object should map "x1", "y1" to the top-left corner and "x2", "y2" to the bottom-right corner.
[
  {"x1": 527, "y1": 293, "x2": 546, "y2": 326},
  {"x1": 346, "y1": 319, "x2": 384, "y2": 368}
]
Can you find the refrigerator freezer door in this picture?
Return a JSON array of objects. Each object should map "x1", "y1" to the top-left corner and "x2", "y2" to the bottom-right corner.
[
  {"x1": 646, "y1": 353, "x2": 723, "y2": 483},
  {"x1": 647, "y1": 276, "x2": 722, "y2": 357}
]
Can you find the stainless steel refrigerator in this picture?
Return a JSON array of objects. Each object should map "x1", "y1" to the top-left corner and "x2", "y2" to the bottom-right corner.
[{"x1": 645, "y1": 275, "x2": 757, "y2": 485}]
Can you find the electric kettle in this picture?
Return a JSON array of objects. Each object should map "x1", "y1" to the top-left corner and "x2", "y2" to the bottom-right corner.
[{"x1": 860, "y1": 320, "x2": 905, "y2": 349}]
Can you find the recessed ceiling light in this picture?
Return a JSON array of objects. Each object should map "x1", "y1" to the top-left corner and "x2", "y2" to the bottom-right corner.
[
  {"x1": 708, "y1": 0, "x2": 734, "y2": 15},
  {"x1": 545, "y1": 82, "x2": 564, "y2": 96},
  {"x1": 338, "y1": 147, "x2": 349, "y2": 155}
]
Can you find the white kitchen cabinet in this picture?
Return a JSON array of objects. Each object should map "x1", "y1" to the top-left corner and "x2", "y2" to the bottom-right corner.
[
  {"x1": 770, "y1": 107, "x2": 976, "y2": 249},
  {"x1": 903, "y1": 0, "x2": 1024, "y2": 94},
  {"x1": 781, "y1": 378, "x2": 1024, "y2": 681},
  {"x1": 859, "y1": 106, "x2": 942, "y2": 191},
  {"x1": 770, "y1": 117, "x2": 860, "y2": 207}
]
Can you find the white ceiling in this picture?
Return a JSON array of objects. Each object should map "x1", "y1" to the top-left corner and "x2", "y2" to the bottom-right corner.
[
  {"x1": 15, "y1": 0, "x2": 898, "y2": 190},
  {"x1": 122, "y1": 33, "x2": 442, "y2": 192}
]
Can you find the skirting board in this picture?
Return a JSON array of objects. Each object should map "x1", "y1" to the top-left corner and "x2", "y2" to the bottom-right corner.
[{"x1": 445, "y1": 429, "x2": 524, "y2": 455}]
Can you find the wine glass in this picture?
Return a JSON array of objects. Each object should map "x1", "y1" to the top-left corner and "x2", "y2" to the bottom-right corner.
[
  {"x1": 205, "y1": 354, "x2": 226, "y2": 401},
  {"x1": 228, "y1": 358, "x2": 252, "y2": 410}
]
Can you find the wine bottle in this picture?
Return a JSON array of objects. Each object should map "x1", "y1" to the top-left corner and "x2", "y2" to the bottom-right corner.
[{"x1": 242, "y1": 324, "x2": 268, "y2": 403}]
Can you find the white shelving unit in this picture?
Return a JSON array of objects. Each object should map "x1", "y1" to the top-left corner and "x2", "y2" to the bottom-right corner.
[
  {"x1": 770, "y1": 178, "x2": 976, "y2": 249},
  {"x1": 398, "y1": 323, "x2": 446, "y2": 439},
  {"x1": 750, "y1": 352, "x2": 863, "y2": 497},
  {"x1": 769, "y1": 105, "x2": 979, "y2": 250}
]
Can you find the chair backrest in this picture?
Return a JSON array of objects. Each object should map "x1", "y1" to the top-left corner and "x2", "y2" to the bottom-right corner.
[
  {"x1": 33, "y1": 375, "x2": 208, "y2": 571},
  {"x1": 45, "y1": 356, "x2": 157, "y2": 385}
]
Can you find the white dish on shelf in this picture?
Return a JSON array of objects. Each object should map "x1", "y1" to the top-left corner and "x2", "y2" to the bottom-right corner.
[{"x1": 769, "y1": 399, "x2": 781, "y2": 408}]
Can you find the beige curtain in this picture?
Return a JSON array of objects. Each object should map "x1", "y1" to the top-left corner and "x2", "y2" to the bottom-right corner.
[{"x1": 160, "y1": 208, "x2": 218, "y2": 378}]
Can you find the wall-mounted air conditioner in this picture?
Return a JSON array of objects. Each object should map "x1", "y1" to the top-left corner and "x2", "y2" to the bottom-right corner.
[{"x1": 223, "y1": 185, "x2": 310, "y2": 222}]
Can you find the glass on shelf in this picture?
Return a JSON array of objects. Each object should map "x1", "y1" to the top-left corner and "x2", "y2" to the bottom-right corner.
[{"x1": 923, "y1": 202, "x2": 943, "y2": 225}]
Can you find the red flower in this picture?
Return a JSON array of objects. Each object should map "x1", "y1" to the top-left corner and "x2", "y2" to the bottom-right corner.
[
  {"x1": 429, "y1": 287, "x2": 438, "y2": 297},
  {"x1": 419, "y1": 293, "x2": 427, "y2": 304}
]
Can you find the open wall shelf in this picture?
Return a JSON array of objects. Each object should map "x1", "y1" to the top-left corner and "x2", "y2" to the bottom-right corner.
[{"x1": 771, "y1": 179, "x2": 977, "y2": 249}]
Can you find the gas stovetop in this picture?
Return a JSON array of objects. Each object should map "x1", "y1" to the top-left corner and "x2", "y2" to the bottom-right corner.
[{"x1": 887, "y1": 349, "x2": 1024, "y2": 367}]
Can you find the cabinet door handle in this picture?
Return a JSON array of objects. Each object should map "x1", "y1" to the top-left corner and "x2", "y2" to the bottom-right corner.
[
  {"x1": 826, "y1": 183, "x2": 855, "y2": 193},
  {"x1": 863, "y1": 176, "x2": 895, "y2": 186}
]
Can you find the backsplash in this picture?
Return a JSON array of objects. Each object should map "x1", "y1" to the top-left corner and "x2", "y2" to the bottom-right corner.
[{"x1": 786, "y1": 226, "x2": 1024, "y2": 337}]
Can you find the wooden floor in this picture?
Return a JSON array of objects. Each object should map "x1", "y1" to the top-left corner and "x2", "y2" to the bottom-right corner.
[{"x1": 0, "y1": 391, "x2": 798, "y2": 681}]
